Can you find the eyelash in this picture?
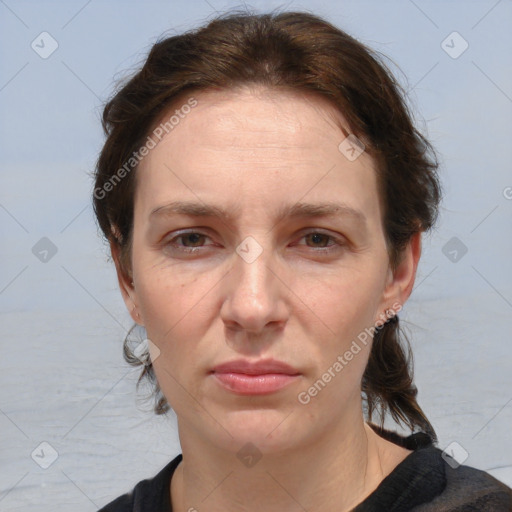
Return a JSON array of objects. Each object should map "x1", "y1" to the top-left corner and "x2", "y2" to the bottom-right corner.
[{"x1": 164, "y1": 230, "x2": 345, "y2": 255}]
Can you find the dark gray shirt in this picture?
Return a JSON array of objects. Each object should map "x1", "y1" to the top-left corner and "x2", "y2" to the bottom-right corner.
[{"x1": 99, "y1": 426, "x2": 512, "y2": 511}]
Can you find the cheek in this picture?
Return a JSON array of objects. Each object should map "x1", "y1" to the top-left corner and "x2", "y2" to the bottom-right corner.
[
  {"x1": 137, "y1": 274, "x2": 208, "y2": 411},
  {"x1": 295, "y1": 264, "x2": 383, "y2": 335},
  {"x1": 133, "y1": 258, "x2": 219, "y2": 381},
  {"x1": 296, "y1": 277, "x2": 380, "y2": 405},
  {"x1": 137, "y1": 276, "x2": 201, "y2": 344},
  {"x1": 133, "y1": 243, "x2": 208, "y2": 326},
  {"x1": 291, "y1": 268, "x2": 383, "y2": 394}
]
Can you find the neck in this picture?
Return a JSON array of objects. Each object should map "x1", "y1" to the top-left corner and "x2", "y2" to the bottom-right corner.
[{"x1": 171, "y1": 413, "x2": 397, "y2": 512}]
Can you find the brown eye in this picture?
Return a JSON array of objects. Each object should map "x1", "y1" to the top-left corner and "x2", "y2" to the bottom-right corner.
[
  {"x1": 177, "y1": 233, "x2": 207, "y2": 247},
  {"x1": 297, "y1": 231, "x2": 345, "y2": 253},
  {"x1": 304, "y1": 233, "x2": 332, "y2": 248},
  {"x1": 164, "y1": 231, "x2": 213, "y2": 254}
]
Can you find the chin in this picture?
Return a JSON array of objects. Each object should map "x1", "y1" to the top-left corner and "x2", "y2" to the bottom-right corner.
[{"x1": 212, "y1": 407, "x2": 305, "y2": 454}]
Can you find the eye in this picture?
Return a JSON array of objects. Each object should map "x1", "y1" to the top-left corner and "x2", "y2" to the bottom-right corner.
[
  {"x1": 164, "y1": 231, "x2": 213, "y2": 253},
  {"x1": 296, "y1": 231, "x2": 345, "y2": 253},
  {"x1": 162, "y1": 229, "x2": 345, "y2": 256}
]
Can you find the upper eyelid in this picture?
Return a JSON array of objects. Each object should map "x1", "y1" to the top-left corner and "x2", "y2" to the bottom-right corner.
[{"x1": 168, "y1": 230, "x2": 213, "y2": 242}]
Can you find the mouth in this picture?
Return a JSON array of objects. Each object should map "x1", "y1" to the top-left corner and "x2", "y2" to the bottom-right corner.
[{"x1": 210, "y1": 358, "x2": 301, "y2": 395}]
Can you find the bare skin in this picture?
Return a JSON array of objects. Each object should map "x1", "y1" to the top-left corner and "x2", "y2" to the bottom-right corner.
[
  {"x1": 170, "y1": 421, "x2": 412, "y2": 511},
  {"x1": 112, "y1": 85, "x2": 420, "y2": 512}
]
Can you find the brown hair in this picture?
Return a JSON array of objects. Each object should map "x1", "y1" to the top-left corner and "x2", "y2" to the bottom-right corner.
[{"x1": 92, "y1": 9, "x2": 442, "y2": 441}]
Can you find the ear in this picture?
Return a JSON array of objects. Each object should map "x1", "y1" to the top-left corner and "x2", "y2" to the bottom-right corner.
[
  {"x1": 375, "y1": 231, "x2": 422, "y2": 322},
  {"x1": 110, "y1": 240, "x2": 143, "y2": 326}
]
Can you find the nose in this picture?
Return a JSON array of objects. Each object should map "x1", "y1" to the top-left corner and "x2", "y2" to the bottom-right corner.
[{"x1": 220, "y1": 237, "x2": 289, "y2": 340}]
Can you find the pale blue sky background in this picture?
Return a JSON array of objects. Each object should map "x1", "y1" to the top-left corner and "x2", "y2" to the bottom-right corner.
[
  {"x1": 1, "y1": 1, "x2": 511, "y2": 509},
  {"x1": 1, "y1": 0, "x2": 511, "y2": 310}
]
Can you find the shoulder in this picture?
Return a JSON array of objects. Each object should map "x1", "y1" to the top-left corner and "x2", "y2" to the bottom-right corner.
[
  {"x1": 413, "y1": 455, "x2": 512, "y2": 511},
  {"x1": 98, "y1": 491, "x2": 132, "y2": 512},
  {"x1": 98, "y1": 454, "x2": 182, "y2": 512},
  {"x1": 365, "y1": 424, "x2": 512, "y2": 511}
]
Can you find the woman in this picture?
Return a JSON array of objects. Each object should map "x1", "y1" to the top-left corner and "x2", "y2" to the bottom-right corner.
[{"x1": 93, "y1": 10, "x2": 512, "y2": 511}]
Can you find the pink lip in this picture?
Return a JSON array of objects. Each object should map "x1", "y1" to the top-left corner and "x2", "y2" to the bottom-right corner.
[{"x1": 211, "y1": 359, "x2": 301, "y2": 395}]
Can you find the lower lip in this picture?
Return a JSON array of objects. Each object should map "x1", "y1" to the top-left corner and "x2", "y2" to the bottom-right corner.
[{"x1": 212, "y1": 372, "x2": 300, "y2": 395}]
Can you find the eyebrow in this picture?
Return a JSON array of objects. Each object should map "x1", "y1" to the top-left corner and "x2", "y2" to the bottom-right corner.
[{"x1": 149, "y1": 200, "x2": 367, "y2": 226}]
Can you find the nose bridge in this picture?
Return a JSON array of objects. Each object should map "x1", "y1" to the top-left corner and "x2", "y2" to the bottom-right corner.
[
  {"x1": 224, "y1": 234, "x2": 281, "y2": 331},
  {"x1": 236, "y1": 234, "x2": 274, "y2": 301}
]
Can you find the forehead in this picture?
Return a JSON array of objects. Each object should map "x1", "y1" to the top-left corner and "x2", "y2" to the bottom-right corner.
[
  {"x1": 154, "y1": 85, "x2": 351, "y2": 148},
  {"x1": 135, "y1": 86, "x2": 382, "y2": 226}
]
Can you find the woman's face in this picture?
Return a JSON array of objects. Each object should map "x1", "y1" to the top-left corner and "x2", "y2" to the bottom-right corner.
[{"x1": 116, "y1": 86, "x2": 418, "y2": 453}]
